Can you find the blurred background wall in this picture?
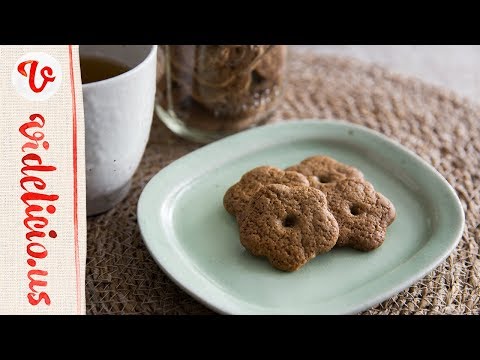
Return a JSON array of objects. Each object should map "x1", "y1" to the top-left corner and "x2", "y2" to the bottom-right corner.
[{"x1": 292, "y1": 45, "x2": 480, "y2": 101}]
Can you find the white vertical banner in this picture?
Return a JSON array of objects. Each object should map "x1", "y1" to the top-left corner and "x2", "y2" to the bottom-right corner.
[{"x1": 0, "y1": 45, "x2": 86, "y2": 314}]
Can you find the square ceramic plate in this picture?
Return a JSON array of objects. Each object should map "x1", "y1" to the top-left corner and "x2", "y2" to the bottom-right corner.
[{"x1": 137, "y1": 120, "x2": 464, "y2": 314}]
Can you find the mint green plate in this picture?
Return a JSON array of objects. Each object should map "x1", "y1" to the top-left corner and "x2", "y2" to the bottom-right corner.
[{"x1": 137, "y1": 120, "x2": 464, "y2": 314}]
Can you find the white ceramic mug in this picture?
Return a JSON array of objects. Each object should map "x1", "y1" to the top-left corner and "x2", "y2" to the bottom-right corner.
[{"x1": 81, "y1": 45, "x2": 157, "y2": 216}]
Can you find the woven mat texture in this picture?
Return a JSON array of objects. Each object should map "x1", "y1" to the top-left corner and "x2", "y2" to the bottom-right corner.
[{"x1": 86, "y1": 52, "x2": 480, "y2": 315}]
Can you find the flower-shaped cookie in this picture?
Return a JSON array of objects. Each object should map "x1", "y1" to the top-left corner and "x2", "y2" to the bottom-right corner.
[
  {"x1": 223, "y1": 166, "x2": 310, "y2": 219},
  {"x1": 322, "y1": 178, "x2": 396, "y2": 251},
  {"x1": 286, "y1": 155, "x2": 364, "y2": 189},
  {"x1": 239, "y1": 184, "x2": 339, "y2": 272}
]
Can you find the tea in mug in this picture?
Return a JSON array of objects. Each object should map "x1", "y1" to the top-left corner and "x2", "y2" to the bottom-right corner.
[{"x1": 80, "y1": 56, "x2": 130, "y2": 84}]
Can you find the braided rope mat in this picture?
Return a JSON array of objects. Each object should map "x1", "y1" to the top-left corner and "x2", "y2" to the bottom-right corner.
[{"x1": 86, "y1": 52, "x2": 480, "y2": 314}]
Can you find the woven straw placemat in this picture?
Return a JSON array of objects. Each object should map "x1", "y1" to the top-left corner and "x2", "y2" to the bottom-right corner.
[{"x1": 86, "y1": 52, "x2": 480, "y2": 315}]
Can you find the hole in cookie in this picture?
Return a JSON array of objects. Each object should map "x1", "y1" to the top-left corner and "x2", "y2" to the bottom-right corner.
[
  {"x1": 283, "y1": 214, "x2": 297, "y2": 228},
  {"x1": 315, "y1": 175, "x2": 332, "y2": 183},
  {"x1": 350, "y1": 204, "x2": 363, "y2": 216}
]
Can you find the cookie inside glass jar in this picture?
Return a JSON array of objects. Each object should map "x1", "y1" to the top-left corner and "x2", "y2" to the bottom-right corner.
[{"x1": 156, "y1": 45, "x2": 287, "y2": 143}]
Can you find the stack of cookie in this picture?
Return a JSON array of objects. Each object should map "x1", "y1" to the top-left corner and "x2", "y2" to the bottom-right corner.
[
  {"x1": 223, "y1": 156, "x2": 396, "y2": 272},
  {"x1": 166, "y1": 45, "x2": 286, "y2": 121}
]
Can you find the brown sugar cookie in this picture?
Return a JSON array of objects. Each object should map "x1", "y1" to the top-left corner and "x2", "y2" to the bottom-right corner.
[
  {"x1": 223, "y1": 166, "x2": 310, "y2": 219},
  {"x1": 286, "y1": 155, "x2": 364, "y2": 189},
  {"x1": 239, "y1": 184, "x2": 339, "y2": 272},
  {"x1": 195, "y1": 45, "x2": 266, "y2": 88},
  {"x1": 254, "y1": 45, "x2": 287, "y2": 80},
  {"x1": 322, "y1": 178, "x2": 396, "y2": 251}
]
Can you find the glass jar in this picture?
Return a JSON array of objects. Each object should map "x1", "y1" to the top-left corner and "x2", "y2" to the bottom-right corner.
[{"x1": 155, "y1": 45, "x2": 287, "y2": 143}]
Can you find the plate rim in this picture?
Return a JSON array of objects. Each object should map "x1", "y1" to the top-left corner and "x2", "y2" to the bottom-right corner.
[{"x1": 137, "y1": 119, "x2": 465, "y2": 314}]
